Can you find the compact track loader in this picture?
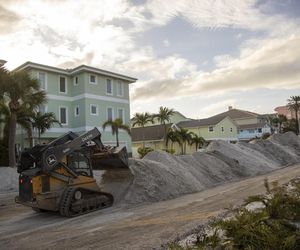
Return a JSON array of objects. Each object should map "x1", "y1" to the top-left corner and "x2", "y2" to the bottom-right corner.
[{"x1": 15, "y1": 127, "x2": 129, "y2": 217}]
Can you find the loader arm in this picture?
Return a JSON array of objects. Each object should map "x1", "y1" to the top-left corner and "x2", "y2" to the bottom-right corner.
[{"x1": 42, "y1": 127, "x2": 104, "y2": 173}]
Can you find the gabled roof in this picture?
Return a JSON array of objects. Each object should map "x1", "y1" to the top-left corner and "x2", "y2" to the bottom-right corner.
[
  {"x1": 177, "y1": 115, "x2": 226, "y2": 128},
  {"x1": 131, "y1": 124, "x2": 171, "y2": 142},
  {"x1": 212, "y1": 108, "x2": 259, "y2": 120},
  {"x1": 173, "y1": 111, "x2": 190, "y2": 119},
  {"x1": 13, "y1": 61, "x2": 137, "y2": 83}
]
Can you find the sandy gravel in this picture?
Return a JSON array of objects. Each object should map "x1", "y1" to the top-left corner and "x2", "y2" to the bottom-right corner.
[{"x1": 1, "y1": 165, "x2": 300, "y2": 250}]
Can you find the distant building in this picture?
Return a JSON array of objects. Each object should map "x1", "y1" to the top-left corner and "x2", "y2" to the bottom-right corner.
[
  {"x1": 131, "y1": 115, "x2": 238, "y2": 157},
  {"x1": 131, "y1": 124, "x2": 171, "y2": 157},
  {"x1": 275, "y1": 105, "x2": 300, "y2": 120},
  {"x1": 131, "y1": 107, "x2": 273, "y2": 157},
  {"x1": 13, "y1": 61, "x2": 137, "y2": 153},
  {"x1": 209, "y1": 107, "x2": 272, "y2": 141},
  {"x1": 177, "y1": 116, "x2": 238, "y2": 142}
]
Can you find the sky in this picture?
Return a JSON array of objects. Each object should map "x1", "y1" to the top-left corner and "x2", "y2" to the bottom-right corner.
[{"x1": 1, "y1": 0, "x2": 300, "y2": 119}]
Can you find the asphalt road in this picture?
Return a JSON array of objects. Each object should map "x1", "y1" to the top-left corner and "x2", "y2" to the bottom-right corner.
[{"x1": 0, "y1": 164, "x2": 299, "y2": 250}]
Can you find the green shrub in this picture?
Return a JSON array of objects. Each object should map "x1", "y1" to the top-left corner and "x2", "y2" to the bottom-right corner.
[
  {"x1": 170, "y1": 179, "x2": 300, "y2": 249},
  {"x1": 137, "y1": 147, "x2": 154, "y2": 158},
  {"x1": 262, "y1": 132, "x2": 271, "y2": 140},
  {"x1": 162, "y1": 148, "x2": 176, "y2": 154}
]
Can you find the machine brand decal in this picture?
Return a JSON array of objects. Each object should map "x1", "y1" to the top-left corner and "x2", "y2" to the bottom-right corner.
[
  {"x1": 82, "y1": 134, "x2": 93, "y2": 142},
  {"x1": 63, "y1": 148, "x2": 70, "y2": 153},
  {"x1": 46, "y1": 155, "x2": 57, "y2": 166}
]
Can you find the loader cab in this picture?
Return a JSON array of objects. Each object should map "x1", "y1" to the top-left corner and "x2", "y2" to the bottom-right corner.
[{"x1": 67, "y1": 150, "x2": 93, "y2": 177}]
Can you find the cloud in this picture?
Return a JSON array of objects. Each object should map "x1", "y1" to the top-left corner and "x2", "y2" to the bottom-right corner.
[
  {"x1": 0, "y1": 4, "x2": 21, "y2": 34},
  {"x1": 144, "y1": 0, "x2": 289, "y2": 31},
  {"x1": 2, "y1": 0, "x2": 300, "y2": 109},
  {"x1": 121, "y1": 55, "x2": 198, "y2": 80},
  {"x1": 132, "y1": 35, "x2": 300, "y2": 101},
  {"x1": 1, "y1": 0, "x2": 140, "y2": 69},
  {"x1": 200, "y1": 99, "x2": 237, "y2": 116},
  {"x1": 163, "y1": 39, "x2": 170, "y2": 47}
]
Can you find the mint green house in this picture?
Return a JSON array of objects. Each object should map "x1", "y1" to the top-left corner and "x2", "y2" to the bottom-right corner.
[{"x1": 14, "y1": 62, "x2": 137, "y2": 154}]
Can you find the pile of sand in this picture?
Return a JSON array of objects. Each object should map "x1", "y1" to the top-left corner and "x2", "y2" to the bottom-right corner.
[
  {"x1": 1, "y1": 132, "x2": 300, "y2": 208},
  {"x1": 0, "y1": 167, "x2": 19, "y2": 192},
  {"x1": 113, "y1": 132, "x2": 300, "y2": 206}
]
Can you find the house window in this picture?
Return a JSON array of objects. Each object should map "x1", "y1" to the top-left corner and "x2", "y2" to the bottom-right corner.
[
  {"x1": 107, "y1": 107, "x2": 113, "y2": 120},
  {"x1": 74, "y1": 76, "x2": 79, "y2": 86},
  {"x1": 106, "y1": 79, "x2": 113, "y2": 95},
  {"x1": 59, "y1": 76, "x2": 67, "y2": 93},
  {"x1": 38, "y1": 72, "x2": 46, "y2": 90},
  {"x1": 230, "y1": 127, "x2": 233, "y2": 132},
  {"x1": 59, "y1": 107, "x2": 68, "y2": 125},
  {"x1": 38, "y1": 105, "x2": 47, "y2": 114},
  {"x1": 74, "y1": 106, "x2": 79, "y2": 117},
  {"x1": 209, "y1": 126, "x2": 213, "y2": 132},
  {"x1": 90, "y1": 105, "x2": 98, "y2": 115},
  {"x1": 117, "y1": 81, "x2": 123, "y2": 96},
  {"x1": 258, "y1": 128, "x2": 262, "y2": 133},
  {"x1": 89, "y1": 75, "x2": 96, "y2": 84},
  {"x1": 117, "y1": 108, "x2": 124, "y2": 122},
  {"x1": 221, "y1": 127, "x2": 224, "y2": 132}
]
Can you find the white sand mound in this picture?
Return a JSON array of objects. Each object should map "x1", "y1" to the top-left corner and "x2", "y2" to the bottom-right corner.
[
  {"x1": 118, "y1": 132, "x2": 300, "y2": 206},
  {"x1": 269, "y1": 132, "x2": 300, "y2": 157},
  {"x1": 0, "y1": 167, "x2": 18, "y2": 192},
  {"x1": 121, "y1": 154, "x2": 204, "y2": 205},
  {"x1": 1, "y1": 132, "x2": 300, "y2": 208}
]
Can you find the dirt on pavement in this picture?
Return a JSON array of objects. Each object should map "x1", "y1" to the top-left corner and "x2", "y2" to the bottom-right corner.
[{"x1": 1, "y1": 164, "x2": 300, "y2": 250}]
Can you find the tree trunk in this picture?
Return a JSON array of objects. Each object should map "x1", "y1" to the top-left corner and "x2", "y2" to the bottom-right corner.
[
  {"x1": 28, "y1": 125, "x2": 33, "y2": 147},
  {"x1": 279, "y1": 123, "x2": 282, "y2": 133},
  {"x1": 295, "y1": 108, "x2": 300, "y2": 135},
  {"x1": 116, "y1": 130, "x2": 119, "y2": 147},
  {"x1": 142, "y1": 126, "x2": 145, "y2": 148},
  {"x1": 8, "y1": 112, "x2": 17, "y2": 167},
  {"x1": 164, "y1": 123, "x2": 167, "y2": 147},
  {"x1": 38, "y1": 129, "x2": 41, "y2": 144}
]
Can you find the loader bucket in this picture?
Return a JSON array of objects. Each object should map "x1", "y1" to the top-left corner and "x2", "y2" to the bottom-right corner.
[{"x1": 91, "y1": 146, "x2": 129, "y2": 170}]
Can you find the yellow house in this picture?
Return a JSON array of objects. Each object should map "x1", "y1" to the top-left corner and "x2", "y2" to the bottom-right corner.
[
  {"x1": 209, "y1": 107, "x2": 271, "y2": 141},
  {"x1": 131, "y1": 124, "x2": 171, "y2": 157},
  {"x1": 131, "y1": 107, "x2": 272, "y2": 157},
  {"x1": 177, "y1": 116, "x2": 238, "y2": 154},
  {"x1": 131, "y1": 115, "x2": 238, "y2": 157}
]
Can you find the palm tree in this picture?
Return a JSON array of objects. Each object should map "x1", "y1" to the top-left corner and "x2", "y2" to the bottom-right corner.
[
  {"x1": 190, "y1": 133, "x2": 206, "y2": 151},
  {"x1": 287, "y1": 96, "x2": 300, "y2": 135},
  {"x1": 277, "y1": 114, "x2": 288, "y2": 133},
  {"x1": 0, "y1": 69, "x2": 46, "y2": 167},
  {"x1": 0, "y1": 102, "x2": 35, "y2": 147},
  {"x1": 166, "y1": 128, "x2": 180, "y2": 149},
  {"x1": 32, "y1": 112, "x2": 61, "y2": 143},
  {"x1": 176, "y1": 128, "x2": 194, "y2": 155},
  {"x1": 153, "y1": 107, "x2": 175, "y2": 146},
  {"x1": 131, "y1": 112, "x2": 153, "y2": 148},
  {"x1": 102, "y1": 118, "x2": 131, "y2": 147}
]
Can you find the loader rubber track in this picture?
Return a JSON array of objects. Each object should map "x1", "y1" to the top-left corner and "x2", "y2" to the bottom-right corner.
[{"x1": 59, "y1": 187, "x2": 113, "y2": 217}]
